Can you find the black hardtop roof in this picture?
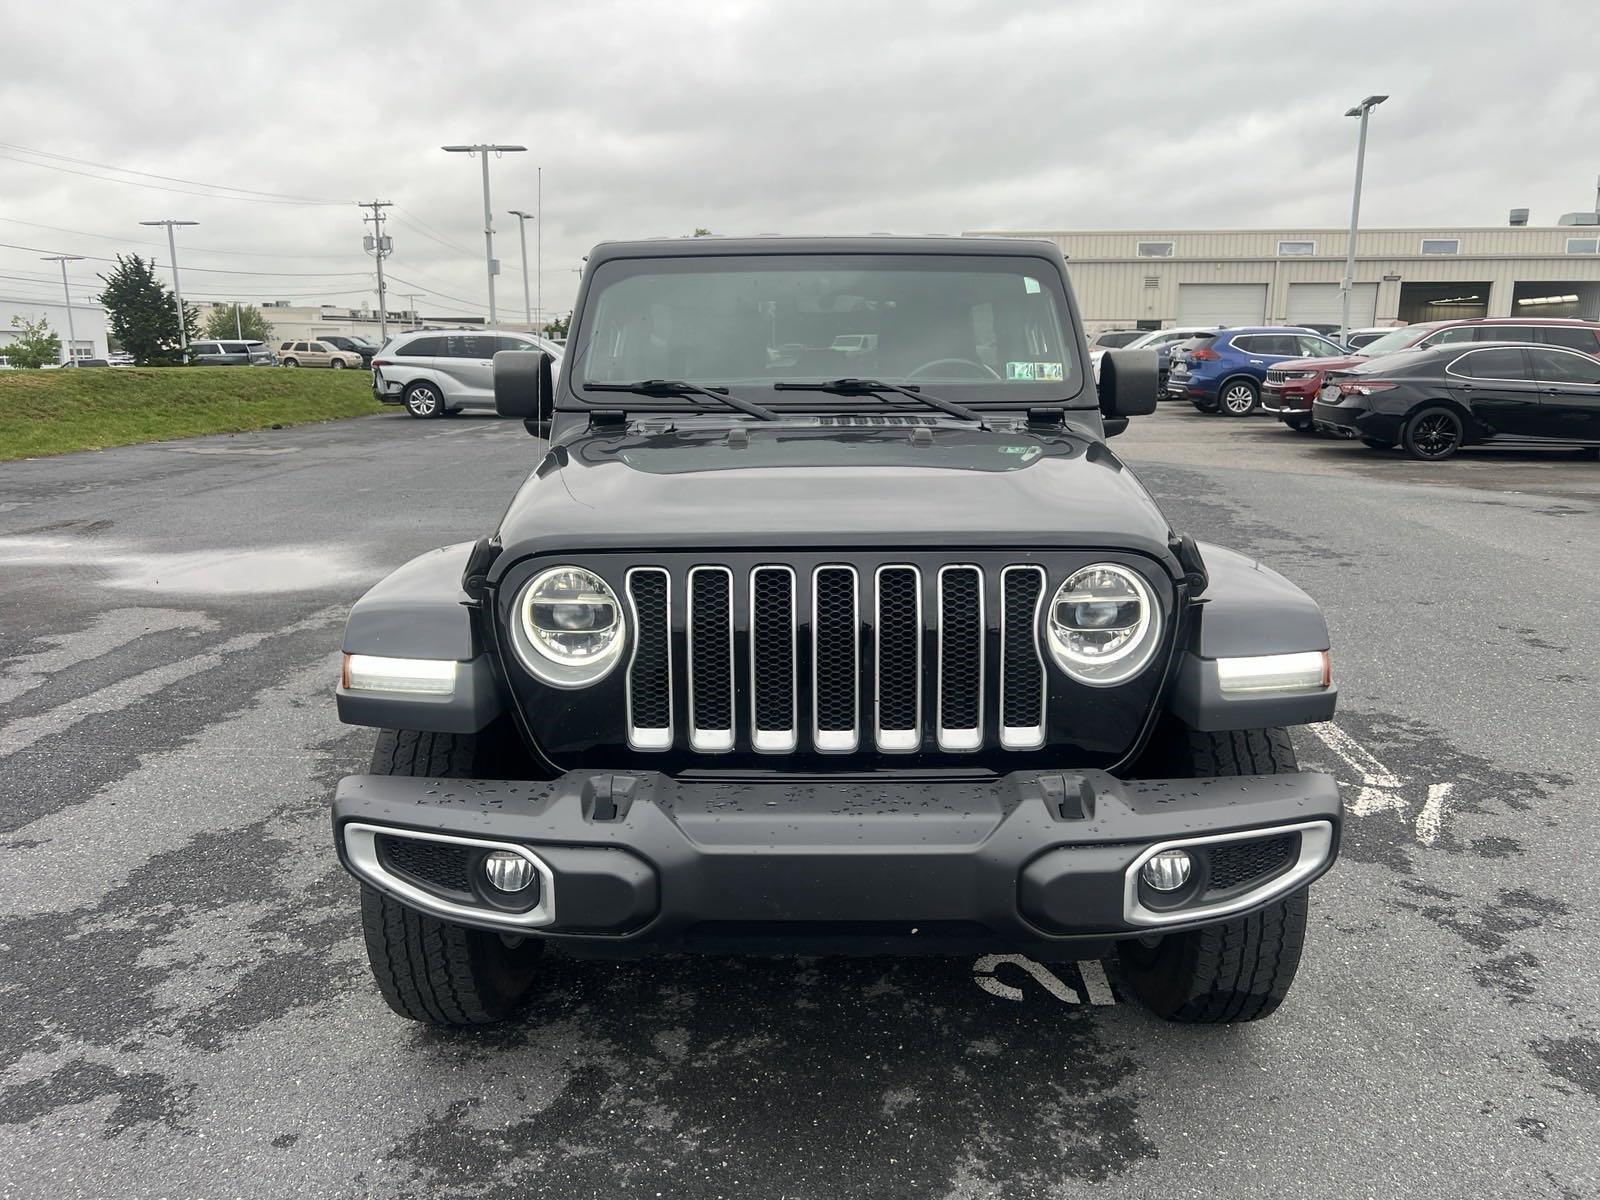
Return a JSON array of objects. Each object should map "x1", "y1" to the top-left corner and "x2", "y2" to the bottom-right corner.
[{"x1": 585, "y1": 234, "x2": 1064, "y2": 263}]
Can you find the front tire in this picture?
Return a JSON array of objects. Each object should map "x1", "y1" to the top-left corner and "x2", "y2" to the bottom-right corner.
[
  {"x1": 331, "y1": 359, "x2": 346, "y2": 370},
  {"x1": 1219, "y1": 379, "x2": 1260, "y2": 417},
  {"x1": 358, "y1": 727, "x2": 543, "y2": 1026},
  {"x1": 1401, "y1": 405, "x2": 1463, "y2": 461},
  {"x1": 1118, "y1": 726, "x2": 1310, "y2": 1023},
  {"x1": 282, "y1": 358, "x2": 299, "y2": 368}
]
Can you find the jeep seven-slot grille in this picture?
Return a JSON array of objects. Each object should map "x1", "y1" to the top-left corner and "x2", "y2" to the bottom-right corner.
[{"x1": 625, "y1": 563, "x2": 1050, "y2": 755}]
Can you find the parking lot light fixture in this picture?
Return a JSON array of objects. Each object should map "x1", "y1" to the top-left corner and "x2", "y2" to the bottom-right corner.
[
  {"x1": 509, "y1": 209, "x2": 535, "y2": 331},
  {"x1": 1340, "y1": 96, "x2": 1387, "y2": 345},
  {"x1": 139, "y1": 219, "x2": 199, "y2": 355},
  {"x1": 443, "y1": 145, "x2": 527, "y2": 329},
  {"x1": 39, "y1": 254, "x2": 84, "y2": 363}
]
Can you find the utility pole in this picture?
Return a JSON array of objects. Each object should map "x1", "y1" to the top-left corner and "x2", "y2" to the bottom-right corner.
[
  {"x1": 508, "y1": 209, "x2": 534, "y2": 331},
  {"x1": 358, "y1": 199, "x2": 393, "y2": 344},
  {"x1": 234, "y1": 304, "x2": 243, "y2": 339},
  {"x1": 139, "y1": 219, "x2": 198, "y2": 355},
  {"x1": 1340, "y1": 95, "x2": 1387, "y2": 344},
  {"x1": 39, "y1": 254, "x2": 84, "y2": 363},
  {"x1": 536, "y1": 166, "x2": 542, "y2": 335},
  {"x1": 442, "y1": 144, "x2": 526, "y2": 328}
]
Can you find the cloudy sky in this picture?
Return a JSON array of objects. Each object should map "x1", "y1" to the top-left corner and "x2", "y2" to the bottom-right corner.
[{"x1": 1, "y1": 0, "x2": 1595, "y2": 327}]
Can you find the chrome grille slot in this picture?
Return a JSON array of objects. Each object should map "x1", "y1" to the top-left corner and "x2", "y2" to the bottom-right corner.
[
  {"x1": 812, "y1": 566, "x2": 859, "y2": 753},
  {"x1": 749, "y1": 566, "x2": 797, "y2": 753},
  {"x1": 1000, "y1": 565, "x2": 1045, "y2": 749},
  {"x1": 625, "y1": 567, "x2": 672, "y2": 751},
  {"x1": 874, "y1": 565, "x2": 921, "y2": 751},
  {"x1": 937, "y1": 565, "x2": 984, "y2": 751},
  {"x1": 687, "y1": 566, "x2": 734, "y2": 752}
]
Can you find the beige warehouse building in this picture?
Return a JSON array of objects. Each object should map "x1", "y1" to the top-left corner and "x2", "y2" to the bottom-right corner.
[{"x1": 966, "y1": 224, "x2": 1600, "y2": 333}]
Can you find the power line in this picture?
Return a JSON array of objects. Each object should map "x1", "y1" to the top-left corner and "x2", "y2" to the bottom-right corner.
[
  {"x1": 0, "y1": 142, "x2": 345, "y2": 205},
  {"x1": 0, "y1": 240, "x2": 369, "y2": 276},
  {"x1": 390, "y1": 207, "x2": 480, "y2": 258},
  {"x1": 0, "y1": 215, "x2": 363, "y2": 261}
]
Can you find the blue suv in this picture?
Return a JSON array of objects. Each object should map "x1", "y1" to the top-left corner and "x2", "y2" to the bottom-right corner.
[{"x1": 1166, "y1": 327, "x2": 1348, "y2": 416}]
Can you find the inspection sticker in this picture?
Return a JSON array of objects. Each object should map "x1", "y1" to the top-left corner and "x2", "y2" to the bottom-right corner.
[
  {"x1": 1005, "y1": 361, "x2": 1035, "y2": 380},
  {"x1": 1034, "y1": 361, "x2": 1064, "y2": 381}
]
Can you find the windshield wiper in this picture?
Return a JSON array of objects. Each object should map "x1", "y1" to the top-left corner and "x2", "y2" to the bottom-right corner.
[
  {"x1": 584, "y1": 379, "x2": 779, "y2": 421},
  {"x1": 772, "y1": 378, "x2": 988, "y2": 427}
]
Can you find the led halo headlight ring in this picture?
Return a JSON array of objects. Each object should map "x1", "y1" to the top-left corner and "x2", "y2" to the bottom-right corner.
[
  {"x1": 1046, "y1": 562, "x2": 1162, "y2": 687},
  {"x1": 510, "y1": 565, "x2": 627, "y2": 688}
]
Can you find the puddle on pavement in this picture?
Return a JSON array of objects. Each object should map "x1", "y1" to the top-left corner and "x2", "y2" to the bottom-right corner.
[{"x1": 0, "y1": 536, "x2": 366, "y2": 595}]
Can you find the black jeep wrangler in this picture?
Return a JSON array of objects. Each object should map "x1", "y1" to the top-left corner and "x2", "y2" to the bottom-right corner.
[{"x1": 332, "y1": 237, "x2": 1340, "y2": 1026}]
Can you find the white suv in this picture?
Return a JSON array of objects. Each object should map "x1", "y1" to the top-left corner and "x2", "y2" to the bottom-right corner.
[{"x1": 371, "y1": 330, "x2": 564, "y2": 418}]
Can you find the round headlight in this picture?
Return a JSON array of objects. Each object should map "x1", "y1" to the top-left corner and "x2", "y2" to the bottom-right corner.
[
  {"x1": 512, "y1": 566, "x2": 626, "y2": 687},
  {"x1": 1047, "y1": 563, "x2": 1161, "y2": 686}
]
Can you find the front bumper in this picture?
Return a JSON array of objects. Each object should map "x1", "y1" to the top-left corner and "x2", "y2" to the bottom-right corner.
[
  {"x1": 1261, "y1": 385, "x2": 1316, "y2": 417},
  {"x1": 333, "y1": 767, "x2": 1341, "y2": 956}
]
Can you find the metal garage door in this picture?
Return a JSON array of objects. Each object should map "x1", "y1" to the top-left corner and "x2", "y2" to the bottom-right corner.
[
  {"x1": 1287, "y1": 282, "x2": 1377, "y2": 328},
  {"x1": 1176, "y1": 283, "x2": 1267, "y2": 327}
]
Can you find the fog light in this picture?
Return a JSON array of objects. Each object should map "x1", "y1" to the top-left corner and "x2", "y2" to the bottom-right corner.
[
  {"x1": 1141, "y1": 849, "x2": 1193, "y2": 892},
  {"x1": 483, "y1": 850, "x2": 535, "y2": 893}
]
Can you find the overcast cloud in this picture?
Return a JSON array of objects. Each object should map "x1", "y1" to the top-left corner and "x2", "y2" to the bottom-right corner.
[{"x1": 1, "y1": 0, "x2": 1595, "y2": 324}]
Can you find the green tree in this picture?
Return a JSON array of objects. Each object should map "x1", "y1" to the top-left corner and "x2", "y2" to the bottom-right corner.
[
  {"x1": 98, "y1": 254, "x2": 197, "y2": 364},
  {"x1": 203, "y1": 303, "x2": 274, "y2": 342},
  {"x1": 4, "y1": 315, "x2": 62, "y2": 368},
  {"x1": 692, "y1": 227, "x2": 713, "y2": 237},
  {"x1": 542, "y1": 311, "x2": 571, "y2": 339}
]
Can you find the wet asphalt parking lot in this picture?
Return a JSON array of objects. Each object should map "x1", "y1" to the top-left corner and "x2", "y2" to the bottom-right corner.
[{"x1": 1, "y1": 403, "x2": 1597, "y2": 1199}]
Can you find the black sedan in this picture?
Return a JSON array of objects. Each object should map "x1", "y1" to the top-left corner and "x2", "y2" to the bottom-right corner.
[{"x1": 1313, "y1": 341, "x2": 1600, "y2": 461}]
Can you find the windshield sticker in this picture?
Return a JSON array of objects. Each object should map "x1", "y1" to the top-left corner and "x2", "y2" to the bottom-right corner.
[
  {"x1": 1034, "y1": 361, "x2": 1064, "y2": 381},
  {"x1": 1005, "y1": 361, "x2": 1035, "y2": 380},
  {"x1": 1023, "y1": 276, "x2": 1042, "y2": 294}
]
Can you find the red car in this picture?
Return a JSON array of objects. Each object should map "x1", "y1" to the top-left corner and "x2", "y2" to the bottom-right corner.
[{"x1": 1261, "y1": 317, "x2": 1600, "y2": 432}]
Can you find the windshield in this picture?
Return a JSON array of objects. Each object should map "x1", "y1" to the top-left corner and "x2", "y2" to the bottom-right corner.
[
  {"x1": 346, "y1": 335, "x2": 376, "y2": 348},
  {"x1": 1356, "y1": 324, "x2": 1434, "y2": 357},
  {"x1": 572, "y1": 254, "x2": 1081, "y2": 406}
]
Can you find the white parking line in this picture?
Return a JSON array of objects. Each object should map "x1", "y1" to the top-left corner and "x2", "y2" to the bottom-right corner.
[
  {"x1": 1415, "y1": 782, "x2": 1454, "y2": 845},
  {"x1": 1307, "y1": 721, "x2": 1406, "y2": 816},
  {"x1": 972, "y1": 954, "x2": 1116, "y2": 1005}
]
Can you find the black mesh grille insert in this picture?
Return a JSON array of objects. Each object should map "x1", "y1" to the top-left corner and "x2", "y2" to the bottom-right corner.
[
  {"x1": 378, "y1": 835, "x2": 473, "y2": 895},
  {"x1": 876, "y1": 567, "x2": 920, "y2": 733},
  {"x1": 628, "y1": 570, "x2": 670, "y2": 732},
  {"x1": 814, "y1": 567, "x2": 858, "y2": 733},
  {"x1": 690, "y1": 569, "x2": 733, "y2": 732},
  {"x1": 1001, "y1": 568, "x2": 1044, "y2": 730},
  {"x1": 1208, "y1": 834, "x2": 1297, "y2": 891},
  {"x1": 940, "y1": 568, "x2": 982, "y2": 731},
  {"x1": 751, "y1": 568, "x2": 795, "y2": 733}
]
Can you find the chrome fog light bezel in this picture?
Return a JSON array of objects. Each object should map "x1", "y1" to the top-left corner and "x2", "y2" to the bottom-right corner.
[
  {"x1": 1123, "y1": 820, "x2": 1335, "y2": 927},
  {"x1": 343, "y1": 824, "x2": 556, "y2": 929}
]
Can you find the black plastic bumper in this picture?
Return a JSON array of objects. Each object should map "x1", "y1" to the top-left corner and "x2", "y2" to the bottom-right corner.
[{"x1": 333, "y1": 768, "x2": 1341, "y2": 957}]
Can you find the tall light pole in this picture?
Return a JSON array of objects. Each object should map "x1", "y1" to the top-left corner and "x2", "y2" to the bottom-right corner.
[
  {"x1": 442, "y1": 144, "x2": 526, "y2": 328},
  {"x1": 508, "y1": 209, "x2": 534, "y2": 331},
  {"x1": 40, "y1": 254, "x2": 84, "y2": 363},
  {"x1": 1340, "y1": 95, "x2": 1387, "y2": 343},
  {"x1": 140, "y1": 219, "x2": 198, "y2": 354},
  {"x1": 536, "y1": 166, "x2": 542, "y2": 335}
]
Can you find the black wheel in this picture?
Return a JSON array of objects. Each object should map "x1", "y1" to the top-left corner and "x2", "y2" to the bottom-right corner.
[
  {"x1": 1118, "y1": 726, "x2": 1310, "y2": 1024},
  {"x1": 1360, "y1": 437, "x2": 1392, "y2": 450},
  {"x1": 403, "y1": 381, "x2": 444, "y2": 419},
  {"x1": 358, "y1": 727, "x2": 543, "y2": 1026},
  {"x1": 331, "y1": 358, "x2": 347, "y2": 370},
  {"x1": 282, "y1": 358, "x2": 299, "y2": 368},
  {"x1": 1401, "y1": 406, "x2": 1463, "y2": 461},
  {"x1": 1218, "y1": 378, "x2": 1259, "y2": 417}
]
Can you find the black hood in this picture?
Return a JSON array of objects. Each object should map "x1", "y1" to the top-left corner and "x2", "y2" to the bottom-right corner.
[{"x1": 490, "y1": 419, "x2": 1176, "y2": 571}]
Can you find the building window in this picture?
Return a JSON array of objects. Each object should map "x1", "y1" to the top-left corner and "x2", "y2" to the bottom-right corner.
[
  {"x1": 1566, "y1": 237, "x2": 1599, "y2": 254},
  {"x1": 1420, "y1": 238, "x2": 1460, "y2": 255},
  {"x1": 1136, "y1": 241, "x2": 1174, "y2": 258},
  {"x1": 1277, "y1": 240, "x2": 1316, "y2": 256}
]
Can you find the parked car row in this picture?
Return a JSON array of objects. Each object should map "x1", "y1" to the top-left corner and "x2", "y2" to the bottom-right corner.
[{"x1": 1152, "y1": 315, "x2": 1600, "y2": 461}]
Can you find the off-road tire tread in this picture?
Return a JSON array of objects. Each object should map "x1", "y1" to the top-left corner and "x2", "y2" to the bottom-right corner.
[
  {"x1": 1118, "y1": 725, "x2": 1311, "y2": 1024},
  {"x1": 358, "y1": 728, "x2": 540, "y2": 1026}
]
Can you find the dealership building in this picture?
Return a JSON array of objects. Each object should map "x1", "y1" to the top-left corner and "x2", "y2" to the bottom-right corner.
[{"x1": 967, "y1": 221, "x2": 1600, "y2": 334}]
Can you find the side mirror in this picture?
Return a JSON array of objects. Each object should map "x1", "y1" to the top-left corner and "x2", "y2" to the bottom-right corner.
[
  {"x1": 1097, "y1": 349, "x2": 1159, "y2": 425},
  {"x1": 494, "y1": 349, "x2": 553, "y2": 436}
]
